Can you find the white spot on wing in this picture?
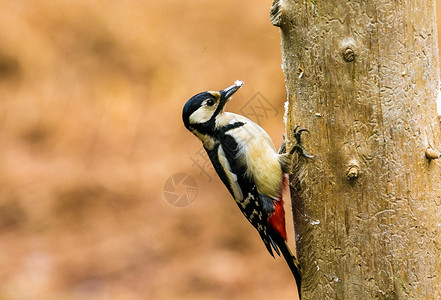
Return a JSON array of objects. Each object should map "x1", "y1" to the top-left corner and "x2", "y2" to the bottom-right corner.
[
  {"x1": 238, "y1": 194, "x2": 251, "y2": 209},
  {"x1": 217, "y1": 145, "x2": 243, "y2": 201}
]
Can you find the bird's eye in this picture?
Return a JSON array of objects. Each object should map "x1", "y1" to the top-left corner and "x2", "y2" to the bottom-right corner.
[{"x1": 206, "y1": 99, "x2": 215, "y2": 106}]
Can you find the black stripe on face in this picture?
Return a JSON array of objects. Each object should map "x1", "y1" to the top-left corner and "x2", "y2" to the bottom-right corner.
[{"x1": 191, "y1": 106, "x2": 233, "y2": 135}]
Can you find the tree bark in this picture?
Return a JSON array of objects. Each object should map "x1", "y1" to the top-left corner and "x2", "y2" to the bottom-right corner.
[{"x1": 271, "y1": 1, "x2": 441, "y2": 299}]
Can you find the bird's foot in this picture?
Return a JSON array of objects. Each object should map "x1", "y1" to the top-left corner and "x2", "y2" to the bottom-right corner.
[{"x1": 291, "y1": 126, "x2": 314, "y2": 158}]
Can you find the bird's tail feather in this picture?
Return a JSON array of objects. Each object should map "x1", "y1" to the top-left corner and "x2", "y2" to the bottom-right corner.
[{"x1": 273, "y1": 234, "x2": 302, "y2": 299}]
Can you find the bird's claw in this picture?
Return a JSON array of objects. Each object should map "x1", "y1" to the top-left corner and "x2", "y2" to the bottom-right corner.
[{"x1": 291, "y1": 126, "x2": 314, "y2": 158}]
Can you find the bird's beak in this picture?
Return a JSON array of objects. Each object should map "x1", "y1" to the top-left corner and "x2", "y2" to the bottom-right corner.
[{"x1": 220, "y1": 80, "x2": 244, "y2": 102}]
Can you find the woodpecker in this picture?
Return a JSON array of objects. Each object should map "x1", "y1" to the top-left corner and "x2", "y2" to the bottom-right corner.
[{"x1": 182, "y1": 80, "x2": 311, "y2": 299}]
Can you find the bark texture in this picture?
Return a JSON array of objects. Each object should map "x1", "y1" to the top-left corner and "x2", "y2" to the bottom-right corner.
[{"x1": 272, "y1": 1, "x2": 441, "y2": 299}]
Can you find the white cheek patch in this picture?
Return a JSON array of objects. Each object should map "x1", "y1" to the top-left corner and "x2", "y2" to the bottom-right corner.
[{"x1": 189, "y1": 106, "x2": 215, "y2": 124}]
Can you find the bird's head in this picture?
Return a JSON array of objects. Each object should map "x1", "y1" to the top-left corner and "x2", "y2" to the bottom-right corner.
[{"x1": 182, "y1": 80, "x2": 244, "y2": 131}]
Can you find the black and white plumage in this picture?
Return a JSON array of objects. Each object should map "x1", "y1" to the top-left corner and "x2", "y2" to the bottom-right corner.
[{"x1": 182, "y1": 81, "x2": 308, "y2": 299}]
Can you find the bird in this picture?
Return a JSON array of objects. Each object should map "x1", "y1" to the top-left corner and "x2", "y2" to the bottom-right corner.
[{"x1": 182, "y1": 80, "x2": 312, "y2": 299}]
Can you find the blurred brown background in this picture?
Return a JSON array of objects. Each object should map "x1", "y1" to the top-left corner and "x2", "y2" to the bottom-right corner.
[{"x1": 0, "y1": 1, "x2": 440, "y2": 299}]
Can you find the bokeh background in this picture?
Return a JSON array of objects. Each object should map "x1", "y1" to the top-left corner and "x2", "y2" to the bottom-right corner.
[{"x1": 0, "y1": 1, "x2": 440, "y2": 299}]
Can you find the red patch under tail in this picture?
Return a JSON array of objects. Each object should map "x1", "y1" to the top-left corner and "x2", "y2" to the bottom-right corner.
[{"x1": 268, "y1": 176, "x2": 288, "y2": 240}]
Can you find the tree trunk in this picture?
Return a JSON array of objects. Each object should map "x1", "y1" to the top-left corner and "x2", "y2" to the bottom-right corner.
[{"x1": 271, "y1": 1, "x2": 441, "y2": 299}]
